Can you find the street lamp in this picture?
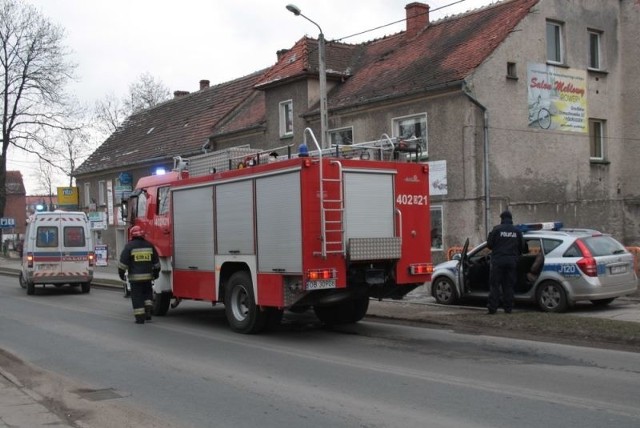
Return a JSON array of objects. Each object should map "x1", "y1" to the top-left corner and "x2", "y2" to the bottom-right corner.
[{"x1": 286, "y1": 4, "x2": 329, "y2": 149}]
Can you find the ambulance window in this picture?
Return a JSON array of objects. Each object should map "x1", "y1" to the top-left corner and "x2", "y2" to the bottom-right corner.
[
  {"x1": 36, "y1": 227, "x2": 58, "y2": 248},
  {"x1": 158, "y1": 186, "x2": 170, "y2": 215},
  {"x1": 64, "y1": 227, "x2": 86, "y2": 247}
]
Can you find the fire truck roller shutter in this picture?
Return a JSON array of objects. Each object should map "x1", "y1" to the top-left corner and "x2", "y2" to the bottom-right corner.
[
  {"x1": 256, "y1": 171, "x2": 302, "y2": 272},
  {"x1": 216, "y1": 180, "x2": 255, "y2": 255},
  {"x1": 344, "y1": 172, "x2": 395, "y2": 239},
  {"x1": 173, "y1": 186, "x2": 214, "y2": 270}
]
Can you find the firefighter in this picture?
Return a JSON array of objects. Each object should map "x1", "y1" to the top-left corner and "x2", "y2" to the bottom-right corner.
[{"x1": 118, "y1": 226, "x2": 160, "y2": 324}]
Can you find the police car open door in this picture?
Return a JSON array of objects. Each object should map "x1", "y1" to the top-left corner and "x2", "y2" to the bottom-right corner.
[{"x1": 458, "y1": 238, "x2": 470, "y2": 296}]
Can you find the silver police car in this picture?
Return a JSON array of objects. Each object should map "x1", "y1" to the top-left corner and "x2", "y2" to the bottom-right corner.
[{"x1": 431, "y1": 223, "x2": 638, "y2": 312}]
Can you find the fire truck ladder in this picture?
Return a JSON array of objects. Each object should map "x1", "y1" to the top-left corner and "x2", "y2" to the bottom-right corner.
[{"x1": 303, "y1": 128, "x2": 345, "y2": 258}]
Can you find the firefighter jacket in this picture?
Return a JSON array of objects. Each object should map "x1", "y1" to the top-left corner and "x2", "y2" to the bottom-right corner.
[{"x1": 118, "y1": 237, "x2": 160, "y2": 282}]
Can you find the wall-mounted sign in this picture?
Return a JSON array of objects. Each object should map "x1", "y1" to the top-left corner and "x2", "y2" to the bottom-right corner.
[{"x1": 527, "y1": 63, "x2": 587, "y2": 133}]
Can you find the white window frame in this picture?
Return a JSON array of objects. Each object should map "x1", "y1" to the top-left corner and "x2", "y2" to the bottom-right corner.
[
  {"x1": 98, "y1": 180, "x2": 106, "y2": 206},
  {"x1": 588, "y1": 30, "x2": 602, "y2": 70},
  {"x1": 430, "y1": 205, "x2": 443, "y2": 251},
  {"x1": 279, "y1": 100, "x2": 293, "y2": 137},
  {"x1": 83, "y1": 182, "x2": 91, "y2": 208},
  {"x1": 589, "y1": 119, "x2": 605, "y2": 161},
  {"x1": 392, "y1": 113, "x2": 428, "y2": 158},
  {"x1": 329, "y1": 126, "x2": 354, "y2": 146},
  {"x1": 546, "y1": 21, "x2": 564, "y2": 64}
]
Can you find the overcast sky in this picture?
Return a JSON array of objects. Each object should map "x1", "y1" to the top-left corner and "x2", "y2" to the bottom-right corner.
[{"x1": 13, "y1": 0, "x2": 496, "y2": 194}]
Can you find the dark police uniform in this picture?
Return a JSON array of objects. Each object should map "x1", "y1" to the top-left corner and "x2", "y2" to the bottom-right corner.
[
  {"x1": 118, "y1": 236, "x2": 160, "y2": 324},
  {"x1": 486, "y1": 210, "x2": 525, "y2": 314}
]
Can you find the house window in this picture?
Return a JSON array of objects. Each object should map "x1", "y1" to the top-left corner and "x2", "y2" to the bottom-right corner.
[
  {"x1": 506, "y1": 62, "x2": 517, "y2": 79},
  {"x1": 546, "y1": 21, "x2": 564, "y2": 64},
  {"x1": 588, "y1": 30, "x2": 602, "y2": 70},
  {"x1": 98, "y1": 180, "x2": 106, "y2": 206},
  {"x1": 589, "y1": 119, "x2": 605, "y2": 161},
  {"x1": 393, "y1": 113, "x2": 428, "y2": 157},
  {"x1": 329, "y1": 127, "x2": 353, "y2": 145},
  {"x1": 279, "y1": 100, "x2": 293, "y2": 137},
  {"x1": 83, "y1": 182, "x2": 90, "y2": 208},
  {"x1": 431, "y1": 206, "x2": 443, "y2": 251}
]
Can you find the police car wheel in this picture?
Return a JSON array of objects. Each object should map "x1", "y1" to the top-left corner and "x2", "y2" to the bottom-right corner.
[
  {"x1": 536, "y1": 281, "x2": 567, "y2": 313},
  {"x1": 432, "y1": 277, "x2": 458, "y2": 305}
]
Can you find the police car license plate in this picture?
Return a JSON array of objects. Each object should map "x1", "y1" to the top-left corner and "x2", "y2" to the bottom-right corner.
[
  {"x1": 610, "y1": 265, "x2": 627, "y2": 275},
  {"x1": 306, "y1": 279, "x2": 336, "y2": 290}
]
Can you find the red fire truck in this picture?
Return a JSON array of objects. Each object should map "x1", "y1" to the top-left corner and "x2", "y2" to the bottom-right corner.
[{"x1": 122, "y1": 129, "x2": 432, "y2": 333}]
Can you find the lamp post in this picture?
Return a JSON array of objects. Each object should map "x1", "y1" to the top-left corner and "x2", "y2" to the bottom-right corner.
[{"x1": 286, "y1": 4, "x2": 328, "y2": 149}]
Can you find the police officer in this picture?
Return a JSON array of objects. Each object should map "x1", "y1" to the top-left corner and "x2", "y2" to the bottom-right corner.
[
  {"x1": 486, "y1": 210, "x2": 525, "y2": 314},
  {"x1": 118, "y1": 226, "x2": 160, "y2": 324}
]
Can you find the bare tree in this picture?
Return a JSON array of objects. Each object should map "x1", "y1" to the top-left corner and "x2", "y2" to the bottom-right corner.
[
  {"x1": 124, "y1": 72, "x2": 170, "y2": 114},
  {"x1": 94, "y1": 92, "x2": 126, "y2": 136},
  {"x1": 93, "y1": 73, "x2": 171, "y2": 140},
  {"x1": 0, "y1": 0, "x2": 75, "y2": 216}
]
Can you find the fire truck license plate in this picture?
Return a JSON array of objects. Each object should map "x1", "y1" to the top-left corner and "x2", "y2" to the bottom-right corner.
[{"x1": 306, "y1": 279, "x2": 336, "y2": 290}]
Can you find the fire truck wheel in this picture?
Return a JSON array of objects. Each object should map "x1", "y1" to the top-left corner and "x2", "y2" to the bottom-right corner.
[
  {"x1": 314, "y1": 296, "x2": 370, "y2": 325},
  {"x1": 153, "y1": 291, "x2": 171, "y2": 316},
  {"x1": 224, "y1": 271, "x2": 267, "y2": 334}
]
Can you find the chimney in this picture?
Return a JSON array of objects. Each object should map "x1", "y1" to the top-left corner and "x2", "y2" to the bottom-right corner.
[
  {"x1": 405, "y1": 2, "x2": 430, "y2": 37},
  {"x1": 173, "y1": 90, "x2": 190, "y2": 98},
  {"x1": 276, "y1": 48, "x2": 290, "y2": 62},
  {"x1": 199, "y1": 79, "x2": 210, "y2": 90}
]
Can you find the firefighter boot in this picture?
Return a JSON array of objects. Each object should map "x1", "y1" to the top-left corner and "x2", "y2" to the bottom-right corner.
[
  {"x1": 135, "y1": 314, "x2": 145, "y2": 324},
  {"x1": 145, "y1": 305, "x2": 153, "y2": 321}
]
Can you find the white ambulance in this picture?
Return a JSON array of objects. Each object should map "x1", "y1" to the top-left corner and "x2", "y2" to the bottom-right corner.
[{"x1": 19, "y1": 211, "x2": 94, "y2": 295}]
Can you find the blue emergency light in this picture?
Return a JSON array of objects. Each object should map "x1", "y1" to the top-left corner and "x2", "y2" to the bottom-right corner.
[{"x1": 515, "y1": 221, "x2": 563, "y2": 232}]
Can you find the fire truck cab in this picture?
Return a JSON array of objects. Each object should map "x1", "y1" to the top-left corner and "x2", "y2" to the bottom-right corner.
[{"x1": 123, "y1": 130, "x2": 432, "y2": 333}]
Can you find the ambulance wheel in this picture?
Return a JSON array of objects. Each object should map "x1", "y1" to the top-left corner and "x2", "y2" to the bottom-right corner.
[
  {"x1": 224, "y1": 271, "x2": 266, "y2": 334},
  {"x1": 153, "y1": 291, "x2": 171, "y2": 316},
  {"x1": 81, "y1": 282, "x2": 91, "y2": 294},
  {"x1": 26, "y1": 281, "x2": 35, "y2": 295},
  {"x1": 19, "y1": 272, "x2": 27, "y2": 289}
]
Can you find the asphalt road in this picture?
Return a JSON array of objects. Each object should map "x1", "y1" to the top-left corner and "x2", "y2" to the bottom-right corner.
[{"x1": 1, "y1": 274, "x2": 640, "y2": 428}]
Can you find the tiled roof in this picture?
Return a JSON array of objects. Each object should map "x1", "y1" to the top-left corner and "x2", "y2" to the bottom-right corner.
[
  {"x1": 75, "y1": 70, "x2": 268, "y2": 175},
  {"x1": 257, "y1": 0, "x2": 539, "y2": 110},
  {"x1": 5, "y1": 171, "x2": 26, "y2": 195}
]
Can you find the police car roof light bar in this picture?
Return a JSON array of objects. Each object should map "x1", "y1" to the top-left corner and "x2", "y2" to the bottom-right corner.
[{"x1": 516, "y1": 221, "x2": 563, "y2": 233}]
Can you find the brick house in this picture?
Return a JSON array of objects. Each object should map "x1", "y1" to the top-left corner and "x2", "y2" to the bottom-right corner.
[
  {"x1": 74, "y1": 0, "x2": 640, "y2": 263},
  {"x1": 3, "y1": 171, "x2": 27, "y2": 242}
]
